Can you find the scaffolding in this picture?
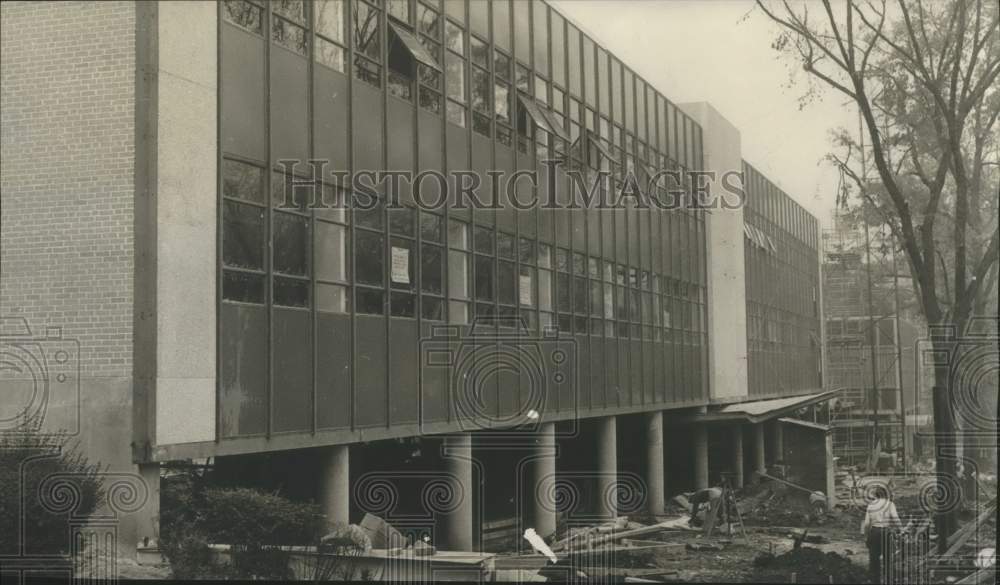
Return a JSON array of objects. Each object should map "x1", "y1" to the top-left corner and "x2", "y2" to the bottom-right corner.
[{"x1": 822, "y1": 217, "x2": 907, "y2": 467}]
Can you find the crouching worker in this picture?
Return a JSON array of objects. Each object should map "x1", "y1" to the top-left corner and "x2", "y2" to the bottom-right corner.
[
  {"x1": 684, "y1": 486, "x2": 723, "y2": 527},
  {"x1": 861, "y1": 486, "x2": 902, "y2": 584}
]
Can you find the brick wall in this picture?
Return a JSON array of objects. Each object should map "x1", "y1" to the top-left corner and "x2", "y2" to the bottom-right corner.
[{"x1": 1, "y1": 1, "x2": 136, "y2": 379}]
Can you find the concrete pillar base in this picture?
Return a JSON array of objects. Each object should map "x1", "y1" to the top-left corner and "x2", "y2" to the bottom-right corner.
[
  {"x1": 731, "y1": 426, "x2": 744, "y2": 489},
  {"x1": 319, "y1": 445, "x2": 350, "y2": 530},
  {"x1": 753, "y1": 424, "x2": 766, "y2": 479},
  {"x1": 645, "y1": 412, "x2": 665, "y2": 516},
  {"x1": 533, "y1": 423, "x2": 557, "y2": 539},
  {"x1": 694, "y1": 425, "x2": 709, "y2": 490},
  {"x1": 442, "y1": 434, "x2": 474, "y2": 551},
  {"x1": 596, "y1": 416, "x2": 617, "y2": 520}
]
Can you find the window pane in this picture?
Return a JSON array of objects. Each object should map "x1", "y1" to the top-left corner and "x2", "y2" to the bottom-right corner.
[
  {"x1": 514, "y1": 0, "x2": 530, "y2": 64},
  {"x1": 273, "y1": 211, "x2": 309, "y2": 276},
  {"x1": 574, "y1": 276, "x2": 588, "y2": 314},
  {"x1": 551, "y1": 12, "x2": 565, "y2": 86},
  {"x1": 445, "y1": 20, "x2": 463, "y2": 53},
  {"x1": 389, "y1": 206, "x2": 415, "y2": 236},
  {"x1": 449, "y1": 249, "x2": 469, "y2": 298},
  {"x1": 316, "y1": 37, "x2": 346, "y2": 72},
  {"x1": 355, "y1": 196, "x2": 384, "y2": 228},
  {"x1": 474, "y1": 225, "x2": 493, "y2": 253},
  {"x1": 444, "y1": 0, "x2": 465, "y2": 22},
  {"x1": 273, "y1": 17, "x2": 308, "y2": 55},
  {"x1": 464, "y1": 37, "x2": 488, "y2": 70},
  {"x1": 492, "y1": 0, "x2": 510, "y2": 50},
  {"x1": 356, "y1": 288, "x2": 385, "y2": 314},
  {"x1": 499, "y1": 260, "x2": 516, "y2": 304},
  {"x1": 557, "y1": 272, "x2": 571, "y2": 311},
  {"x1": 494, "y1": 50, "x2": 511, "y2": 81},
  {"x1": 223, "y1": 270, "x2": 265, "y2": 304},
  {"x1": 273, "y1": 0, "x2": 305, "y2": 22},
  {"x1": 416, "y1": 213, "x2": 441, "y2": 243},
  {"x1": 583, "y1": 36, "x2": 595, "y2": 107},
  {"x1": 315, "y1": 221, "x2": 347, "y2": 281},
  {"x1": 354, "y1": 1, "x2": 381, "y2": 61},
  {"x1": 388, "y1": 0, "x2": 410, "y2": 23},
  {"x1": 317, "y1": 283, "x2": 349, "y2": 313},
  {"x1": 315, "y1": 0, "x2": 345, "y2": 43},
  {"x1": 418, "y1": 3, "x2": 440, "y2": 37},
  {"x1": 532, "y1": 0, "x2": 548, "y2": 75},
  {"x1": 446, "y1": 53, "x2": 465, "y2": 101},
  {"x1": 495, "y1": 82, "x2": 510, "y2": 122},
  {"x1": 223, "y1": 0, "x2": 263, "y2": 35},
  {"x1": 422, "y1": 244, "x2": 444, "y2": 293},
  {"x1": 391, "y1": 291, "x2": 416, "y2": 317},
  {"x1": 274, "y1": 277, "x2": 309, "y2": 307},
  {"x1": 567, "y1": 25, "x2": 580, "y2": 97},
  {"x1": 223, "y1": 160, "x2": 265, "y2": 203},
  {"x1": 355, "y1": 230, "x2": 385, "y2": 286},
  {"x1": 422, "y1": 296, "x2": 445, "y2": 320},
  {"x1": 469, "y1": 0, "x2": 488, "y2": 37},
  {"x1": 475, "y1": 256, "x2": 494, "y2": 300},
  {"x1": 223, "y1": 200, "x2": 265, "y2": 270}
]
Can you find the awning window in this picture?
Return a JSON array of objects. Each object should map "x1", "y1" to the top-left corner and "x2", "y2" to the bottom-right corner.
[
  {"x1": 388, "y1": 22, "x2": 441, "y2": 72},
  {"x1": 587, "y1": 131, "x2": 619, "y2": 165},
  {"x1": 517, "y1": 94, "x2": 555, "y2": 135},
  {"x1": 538, "y1": 107, "x2": 571, "y2": 142}
]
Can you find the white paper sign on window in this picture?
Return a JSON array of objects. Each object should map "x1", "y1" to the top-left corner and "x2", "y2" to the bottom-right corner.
[
  {"x1": 391, "y1": 246, "x2": 410, "y2": 284},
  {"x1": 519, "y1": 274, "x2": 533, "y2": 306}
]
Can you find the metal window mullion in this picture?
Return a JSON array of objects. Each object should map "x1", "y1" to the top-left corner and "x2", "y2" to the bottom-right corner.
[
  {"x1": 264, "y1": 0, "x2": 275, "y2": 439},
  {"x1": 307, "y1": 0, "x2": 318, "y2": 436}
]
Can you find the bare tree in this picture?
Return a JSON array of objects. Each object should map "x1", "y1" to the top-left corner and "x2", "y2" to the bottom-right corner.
[{"x1": 757, "y1": 0, "x2": 999, "y2": 548}]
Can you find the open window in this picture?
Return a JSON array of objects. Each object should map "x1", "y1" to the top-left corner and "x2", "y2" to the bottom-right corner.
[
  {"x1": 389, "y1": 22, "x2": 442, "y2": 72},
  {"x1": 518, "y1": 93, "x2": 555, "y2": 135},
  {"x1": 388, "y1": 21, "x2": 442, "y2": 100},
  {"x1": 585, "y1": 131, "x2": 618, "y2": 169}
]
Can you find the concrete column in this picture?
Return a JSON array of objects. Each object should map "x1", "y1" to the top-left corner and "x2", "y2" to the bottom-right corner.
[
  {"x1": 319, "y1": 445, "x2": 350, "y2": 529},
  {"x1": 595, "y1": 416, "x2": 618, "y2": 520},
  {"x1": 825, "y1": 430, "x2": 837, "y2": 508},
  {"x1": 731, "y1": 426, "x2": 744, "y2": 488},
  {"x1": 769, "y1": 420, "x2": 784, "y2": 464},
  {"x1": 694, "y1": 425, "x2": 709, "y2": 490},
  {"x1": 533, "y1": 423, "x2": 557, "y2": 539},
  {"x1": 135, "y1": 463, "x2": 161, "y2": 547},
  {"x1": 645, "y1": 412, "x2": 665, "y2": 516},
  {"x1": 753, "y1": 424, "x2": 766, "y2": 477},
  {"x1": 442, "y1": 434, "x2": 474, "y2": 551}
]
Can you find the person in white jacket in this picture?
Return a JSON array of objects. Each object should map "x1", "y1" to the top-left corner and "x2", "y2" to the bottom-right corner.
[{"x1": 861, "y1": 485, "x2": 903, "y2": 583}]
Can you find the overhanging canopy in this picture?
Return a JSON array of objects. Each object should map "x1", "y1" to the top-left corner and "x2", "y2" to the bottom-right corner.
[{"x1": 687, "y1": 390, "x2": 839, "y2": 424}]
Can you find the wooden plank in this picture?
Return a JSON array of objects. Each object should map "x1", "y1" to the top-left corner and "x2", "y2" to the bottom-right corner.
[{"x1": 942, "y1": 498, "x2": 997, "y2": 557}]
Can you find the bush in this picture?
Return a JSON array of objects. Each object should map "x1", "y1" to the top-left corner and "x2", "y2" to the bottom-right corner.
[
  {"x1": 159, "y1": 467, "x2": 324, "y2": 580},
  {"x1": 0, "y1": 429, "x2": 105, "y2": 557}
]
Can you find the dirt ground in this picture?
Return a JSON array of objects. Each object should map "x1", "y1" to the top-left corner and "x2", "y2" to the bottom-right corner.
[{"x1": 629, "y1": 522, "x2": 871, "y2": 583}]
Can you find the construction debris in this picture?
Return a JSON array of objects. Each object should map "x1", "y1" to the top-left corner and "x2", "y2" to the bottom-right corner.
[
  {"x1": 359, "y1": 513, "x2": 408, "y2": 549},
  {"x1": 684, "y1": 542, "x2": 724, "y2": 552},
  {"x1": 750, "y1": 547, "x2": 868, "y2": 584},
  {"x1": 523, "y1": 528, "x2": 557, "y2": 564},
  {"x1": 552, "y1": 517, "x2": 699, "y2": 552}
]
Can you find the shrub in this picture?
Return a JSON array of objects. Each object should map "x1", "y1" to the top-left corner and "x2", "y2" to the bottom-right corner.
[
  {"x1": 159, "y1": 466, "x2": 324, "y2": 580},
  {"x1": 201, "y1": 487, "x2": 324, "y2": 579},
  {"x1": 0, "y1": 429, "x2": 105, "y2": 557}
]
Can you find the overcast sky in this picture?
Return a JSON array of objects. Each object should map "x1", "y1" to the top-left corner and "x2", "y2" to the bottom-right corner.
[{"x1": 552, "y1": 0, "x2": 858, "y2": 226}]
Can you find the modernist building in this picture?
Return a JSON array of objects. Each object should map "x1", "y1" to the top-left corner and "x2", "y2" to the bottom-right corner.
[{"x1": 1, "y1": 0, "x2": 828, "y2": 563}]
